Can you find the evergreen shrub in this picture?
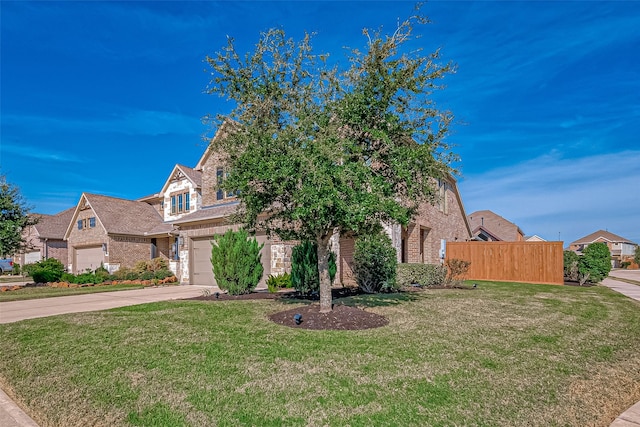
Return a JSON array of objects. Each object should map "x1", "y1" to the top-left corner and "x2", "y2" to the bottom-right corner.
[{"x1": 210, "y1": 229, "x2": 264, "y2": 295}]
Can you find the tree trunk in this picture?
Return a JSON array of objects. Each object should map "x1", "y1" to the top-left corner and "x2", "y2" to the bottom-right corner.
[{"x1": 317, "y1": 235, "x2": 333, "y2": 313}]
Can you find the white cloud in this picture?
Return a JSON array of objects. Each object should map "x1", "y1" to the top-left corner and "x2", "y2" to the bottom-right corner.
[{"x1": 458, "y1": 150, "x2": 640, "y2": 245}]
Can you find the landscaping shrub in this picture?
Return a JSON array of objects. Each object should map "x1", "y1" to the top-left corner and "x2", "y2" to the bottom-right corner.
[
  {"x1": 444, "y1": 258, "x2": 471, "y2": 287},
  {"x1": 635, "y1": 246, "x2": 640, "y2": 266},
  {"x1": 396, "y1": 263, "x2": 447, "y2": 288},
  {"x1": 352, "y1": 232, "x2": 397, "y2": 293},
  {"x1": 111, "y1": 267, "x2": 139, "y2": 281},
  {"x1": 210, "y1": 229, "x2": 264, "y2": 295},
  {"x1": 291, "y1": 241, "x2": 319, "y2": 294},
  {"x1": 134, "y1": 257, "x2": 168, "y2": 274},
  {"x1": 266, "y1": 272, "x2": 292, "y2": 293},
  {"x1": 29, "y1": 258, "x2": 65, "y2": 283},
  {"x1": 153, "y1": 269, "x2": 173, "y2": 280},
  {"x1": 291, "y1": 241, "x2": 337, "y2": 294},
  {"x1": 563, "y1": 250, "x2": 580, "y2": 281},
  {"x1": 13, "y1": 263, "x2": 21, "y2": 276},
  {"x1": 579, "y1": 242, "x2": 611, "y2": 284}
]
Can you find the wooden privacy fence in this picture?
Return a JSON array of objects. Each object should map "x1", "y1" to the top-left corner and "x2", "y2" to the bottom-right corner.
[{"x1": 445, "y1": 241, "x2": 564, "y2": 285}]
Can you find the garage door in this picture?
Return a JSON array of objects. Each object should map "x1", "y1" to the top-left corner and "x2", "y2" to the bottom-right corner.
[
  {"x1": 75, "y1": 246, "x2": 104, "y2": 273},
  {"x1": 192, "y1": 239, "x2": 216, "y2": 286},
  {"x1": 24, "y1": 251, "x2": 42, "y2": 265},
  {"x1": 191, "y1": 234, "x2": 271, "y2": 287}
]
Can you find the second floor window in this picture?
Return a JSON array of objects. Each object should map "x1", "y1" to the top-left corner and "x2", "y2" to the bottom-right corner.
[
  {"x1": 170, "y1": 192, "x2": 191, "y2": 215},
  {"x1": 216, "y1": 167, "x2": 224, "y2": 201}
]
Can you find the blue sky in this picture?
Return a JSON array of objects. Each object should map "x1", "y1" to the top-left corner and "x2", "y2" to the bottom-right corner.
[{"x1": 1, "y1": 1, "x2": 639, "y2": 246}]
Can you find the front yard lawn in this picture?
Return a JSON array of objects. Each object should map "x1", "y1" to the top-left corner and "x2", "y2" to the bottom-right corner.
[
  {"x1": 1, "y1": 281, "x2": 639, "y2": 426},
  {"x1": 0, "y1": 284, "x2": 145, "y2": 302}
]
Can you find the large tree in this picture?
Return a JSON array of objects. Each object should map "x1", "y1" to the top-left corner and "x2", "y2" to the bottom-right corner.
[
  {"x1": 0, "y1": 175, "x2": 38, "y2": 258},
  {"x1": 205, "y1": 10, "x2": 457, "y2": 312}
]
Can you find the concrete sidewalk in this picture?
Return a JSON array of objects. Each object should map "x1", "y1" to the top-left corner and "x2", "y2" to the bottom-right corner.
[
  {"x1": 602, "y1": 272, "x2": 640, "y2": 426},
  {"x1": 0, "y1": 284, "x2": 211, "y2": 324}
]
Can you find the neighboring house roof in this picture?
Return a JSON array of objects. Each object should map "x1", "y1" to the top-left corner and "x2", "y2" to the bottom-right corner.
[
  {"x1": 34, "y1": 208, "x2": 75, "y2": 239},
  {"x1": 159, "y1": 164, "x2": 203, "y2": 195},
  {"x1": 525, "y1": 235, "x2": 546, "y2": 242},
  {"x1": 467, "y1": 210, "x2": 524, "y2": 241},
  {"x1": 171, "y1": 201, "x2": 240, "y2": 225},
  {"x1": 473, "y1": 225, "x2": 502, "y2": 241},
  {"x1": 64, "y1": 193, "x2": 173, "y2": 239},
  {"x1": 570, "y1": 230, "x2": 637, "y2": 246}
]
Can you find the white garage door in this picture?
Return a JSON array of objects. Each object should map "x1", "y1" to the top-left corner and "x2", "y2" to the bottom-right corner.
[
  {"x1": 191, "y1": 234, "x2": 271, "y2": 287},
  {"x1": 75, "y1": 246, "x2": 104, "y2": 273},
  {"x1": 24, "y1": 251, "x2": 42, "y2": 265}
]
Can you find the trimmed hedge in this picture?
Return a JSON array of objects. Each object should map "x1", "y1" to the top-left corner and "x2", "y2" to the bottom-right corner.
[{"x1": 396, "y1": 263, "x2": 447, "y2": 288}]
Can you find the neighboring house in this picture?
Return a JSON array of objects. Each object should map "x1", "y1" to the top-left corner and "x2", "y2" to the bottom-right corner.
[
  {"x1": 569, "y1": 230, "x2": 638, "y2": 268},
  {"x1": 525, "y1": 235, "x2": 546, "y2": 242},
  {"x1": 467, "y1": 210, "x2": 525, "y2": 242},
  {"x1": 14, "y1": 208, "x2": 74, "y2": 267},
  {"x1": 64, "y1": 193, "x2": 174, "y2": 274}
]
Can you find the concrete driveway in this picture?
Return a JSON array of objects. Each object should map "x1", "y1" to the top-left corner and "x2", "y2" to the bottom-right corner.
[{"x1": 0, "y1": 285, "x2": 211, "y2": 324}]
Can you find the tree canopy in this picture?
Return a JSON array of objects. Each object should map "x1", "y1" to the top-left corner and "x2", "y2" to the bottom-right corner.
[
  {"x1": 0, "y1": 175, "x2": 38, "y2": 258},
  {"x1": 205, "y1": 9, "x2": 457, "y2": 312}
]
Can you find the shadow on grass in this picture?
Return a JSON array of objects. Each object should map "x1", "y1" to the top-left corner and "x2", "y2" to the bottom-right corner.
[{"x1": 276, "y1": 287, "x2": 425, "y2": 308}]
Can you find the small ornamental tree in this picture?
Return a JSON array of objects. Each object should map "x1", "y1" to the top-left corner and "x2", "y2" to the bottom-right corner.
[
  {"x1": 205, "y1": 7, "x2": 456, "y2": 312},
  {"x1": 563, "y1": 250, "x2": 580, "y2": 281},
  {"x1": 352, "y1": 233, "x2": 397, "y2": 293},
  {"x1": 635, "y1": 246, "x2": 640, "y2": 266},
  {"x1": 578, "y1": 242, "x2": 611, "y2": 284},
  {"x1": 210, "y1": 229, "x2": 264, "y2": 295}
]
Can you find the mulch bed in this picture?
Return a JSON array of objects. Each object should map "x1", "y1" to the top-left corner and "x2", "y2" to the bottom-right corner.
[{"x1": 186, "y1": 287, "x2": 389, "y2": 330}]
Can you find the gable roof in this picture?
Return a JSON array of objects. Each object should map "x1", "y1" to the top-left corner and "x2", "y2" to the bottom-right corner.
[
  {"x1": 159, "y1": 164, "x2": 203, "y2": 195},
  {"x1": 570, "y1": 230, "x2": 637, "y2": 246},
  {"x1": 34, "y1": 208, "x2": 75, "y2": 239},
  {"x1": 468, "y1": 210, "x2": 524, "y2": 241},
  {"x1": 448, "y1": 178, "x2": 473, "y2": 239},
  {"x1": 64, "y1": 193, "x2": 173, "y2": 239},
  {"x1": 195, "y1": 119, "x2": 236, "y2": 171}
]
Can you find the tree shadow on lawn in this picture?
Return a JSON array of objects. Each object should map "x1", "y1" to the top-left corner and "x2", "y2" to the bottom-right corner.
[{"x1": 186, "y1": 287, "x2": 430, "y2": 330}]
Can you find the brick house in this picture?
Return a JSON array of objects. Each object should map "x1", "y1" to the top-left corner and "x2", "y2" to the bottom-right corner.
[
  {"x1": 59, "y1": 122, "x2": 473, "y2": 284},
  {"x1": 467, "y1": 210, "x2": 525, "y2": 242},
  {"x1": 339, "y1": 177, "x2": 473, "y2": 284},
  {"x1": 64, "y1": 193, "x2": 174, "y2": 274},
  {"x1": 569, "y1": 230, "x2": 638, "y2": 268},
  {"x1": 14, "y1": 208, "x2": 74, "y2": 267}
]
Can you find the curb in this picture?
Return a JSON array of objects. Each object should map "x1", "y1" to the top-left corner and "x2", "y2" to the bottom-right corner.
[
  {"x1": 0, "y1": 388, "x2": 39, "y2": 427},
  {"x1": 611, "y1": 401, "x2": 640, "y2": 426}
]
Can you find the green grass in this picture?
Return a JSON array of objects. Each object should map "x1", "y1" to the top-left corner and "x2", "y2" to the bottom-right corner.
[
  {"x1": 0, "y1": 275, "x2": 29, "y2": 283},
  {"x1": 1, "y1": 281, "x2": 639, "y2": 426},
  {"x1": 0, "y1": 284, "x2": 145, "y2": 302}
]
